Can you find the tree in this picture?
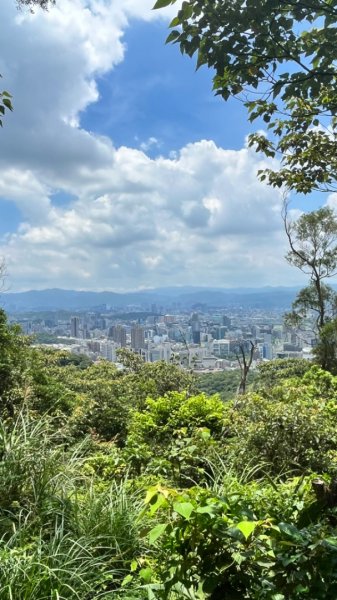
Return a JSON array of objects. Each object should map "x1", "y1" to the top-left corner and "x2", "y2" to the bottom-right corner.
[
  {"x1": 313, "y1": 319, "x2": 337, "y2": 374},
  {"x1": 283, "y1": 204, "x2": 337, "y2": 370},
  {"x1": 234, "y1": 340, "x2": 256, "y2": 396},
  {"x1": 256, "y1": 358, "x2": 312, "y2": 388},
  {"x1": 155, "y1": 0, "x2": 337, "y2": 193},
  {"x1": 284, "y1": 205, "x2": 337, "y2": 329}
]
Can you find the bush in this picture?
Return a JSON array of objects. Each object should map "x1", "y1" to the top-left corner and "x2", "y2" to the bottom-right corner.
[
  {"x1": 137, "y1": 483, "x2": 337, "y2": 599},
  {"x1": 228, "y1": 367, "x2": 337, "y2": 476},
  {"x1": 125, "y1": 392, "x2": 227, "y2": 484}
]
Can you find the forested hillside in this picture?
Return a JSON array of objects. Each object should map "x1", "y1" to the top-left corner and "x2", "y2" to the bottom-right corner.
[
  {"x1": 1, "y1": 308, "x2": 337, "y2": 599},
  {"x1": 196, "y1": 370, "x2": 257, "y2": 401}
]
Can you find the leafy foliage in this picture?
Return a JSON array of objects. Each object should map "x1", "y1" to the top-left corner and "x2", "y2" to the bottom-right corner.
[
  {"x1": 229, "y1": 380, "x2": 337, "y2": 476},
  {"x1": 155, "y1": 0, "x2": 337, "y2": 193},
  {"x1": 256, "y1": 358, "x2": 312, "y2": 388},
  {"x1": 0, "y1": 309, "x2": 30, "y2": 417},
  {"x1": 196, "y1": 369, "x2": 241, "y2": 400},
  {"x1": 283, "y1": 206, "x2": 337, "y2": 372},
  {"x1": 314, "y1": 319, "x2": 337, "y2": 375},
  {"x1": 138, "y1": 483, "x2": 337, "y2": 599},
  {"x1": 125, "y1": 391, "x2": 226, "y2": 484},
  {"x1": 1, "y1": 314, "x2": 337, "y2": 597}
]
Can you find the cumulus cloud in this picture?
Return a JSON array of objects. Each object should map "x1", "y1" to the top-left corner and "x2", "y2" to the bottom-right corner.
[
  {"x1": 0, "y1": 0, "x2": 298, "y2": 290},
  {"x1": 0, "y1": 139, "x2": 298, "y2": 290}
]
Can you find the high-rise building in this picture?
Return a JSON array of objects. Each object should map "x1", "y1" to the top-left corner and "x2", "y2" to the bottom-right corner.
[
  {"x1": 70, "y1": 316, "x2": 81, "y2": 338},
  {"x1": 108, "y1": 325, "x2": 127, "y2": 347},
  {"x1": 222, "y1": 315, "x2": 231, "y2": 327},
  {"x1": 131, "y1": 325, "x2": 145, "y2": 350},
  {"x1": 191, "y1": 313, "x2": 201, "y2": 344}
]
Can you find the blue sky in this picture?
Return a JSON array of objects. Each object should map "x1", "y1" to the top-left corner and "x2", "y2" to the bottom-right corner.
[
  {"x1": 0, "y1": 0, "x2": 329, "y2": 291},
  {"x1": 81, "y1": 20, "x2": 249, "y2": 154}
]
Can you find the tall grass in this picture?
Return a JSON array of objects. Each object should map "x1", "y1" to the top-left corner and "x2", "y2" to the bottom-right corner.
[{"x1": 0, "y1": 412, "x2": 146, "y2": 599}]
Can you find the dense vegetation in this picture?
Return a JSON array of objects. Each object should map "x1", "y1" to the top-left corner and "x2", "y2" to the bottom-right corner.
[
  {"x1": 196, "y1": 369, "x2": 256, "y2": 401},
  {"x1": 0, "y1": 308, "x2": 337, "y2": 598}
]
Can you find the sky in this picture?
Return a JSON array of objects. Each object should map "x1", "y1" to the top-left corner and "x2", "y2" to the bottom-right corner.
[{"x1": 0, "y1": 0, "x2": 331, "y2": 292}]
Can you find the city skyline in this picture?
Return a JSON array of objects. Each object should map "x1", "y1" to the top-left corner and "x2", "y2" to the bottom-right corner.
[{"x1": 12, "y1": 301, "x2": 314, "y2": 370}]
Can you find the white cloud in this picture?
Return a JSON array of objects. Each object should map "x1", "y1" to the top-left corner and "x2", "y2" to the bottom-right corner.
[
  {"x1": 0, "y1": 139, "x2": 300, "y2": 290},
  {"x1": 327, "y1": 193, "x2": 337, "y2": 213},
  {"x1": 140, "y1": 136, "x2": 161, "y2": 152},
  {"x1": 0, "y1": 0, "x2": 300, "y2": 291}
]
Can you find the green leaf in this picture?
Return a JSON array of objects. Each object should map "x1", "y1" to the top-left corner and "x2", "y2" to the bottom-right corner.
[
  {"x1": 232, "y1": 551, "x2": 245, "y2": 565},
  {"x1": 324, "y1": 537, "x2": 337, "y2": 549},
  {"x1": 148, "y1": 523, "x2": 168, "y2": 545},
  {"x1": 130, "y1": 559, "x2": 138, "y2": 572},
  {"x1": 278, "y1": 522, "x2": 304, "y2": 542},
  {"x1": 149, "y1": 493, "x2": 167, "y2": 516},
  {"x1": 236, "y1": 520, "x2": 259, "y2": 540},
  {"x1": 139, "y1": 567, "x2": 153, "y2": 583},
  {"x1": 121, "y1": 574, "x2": 133, "y2": 587},
  {"x1": 2, "y1": 99, "x2": 12, "y2": 111},
  {"x1": 196, "y1": 505, "x2": 215, "y2": 515},
  {"x1": 153, "y1": 0, "x2": 174, "y2": 9},
  {"x1": 169, "y1": 16, "x2": 180, "y2": 27},
  {"x1": 144, "y1": 487, "x2": 158, "y2": 505},
  {"x1": 166, "y1": 30, "x2": 181, "y2": 44},
  {"x1": 173, "y1": 501, "x2": 194, "y2": 519}
]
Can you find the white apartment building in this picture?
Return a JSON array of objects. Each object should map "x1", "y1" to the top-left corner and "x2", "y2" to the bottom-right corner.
[
  {"x1": 212, "y1": 339, "x2": 231, "y2": 357},
  {"x1": 100, "y1": 341, "x2": 117, "y2": 362},
  {"x1": 147, "y1": 342, "x2": 172, "y2": 363}
]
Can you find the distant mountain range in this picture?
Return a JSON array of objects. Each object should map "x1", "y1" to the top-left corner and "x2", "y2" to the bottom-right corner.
[{"x1": 0, "y1": 286, "x2": 302, "y2": 312}]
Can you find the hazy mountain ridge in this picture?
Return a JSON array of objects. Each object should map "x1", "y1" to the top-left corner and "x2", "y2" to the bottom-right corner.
[{"x1": 0, "y1": 286, "x2": 301, "y2": 312}]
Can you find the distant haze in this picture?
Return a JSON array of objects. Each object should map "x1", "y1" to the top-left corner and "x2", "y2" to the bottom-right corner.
[{"x1": 0, "y1": 286, "x2": 301, "y2": 312}]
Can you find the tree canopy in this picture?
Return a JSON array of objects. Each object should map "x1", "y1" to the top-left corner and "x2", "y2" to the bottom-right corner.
[{"x1": 155, "y1": 0, "x2": 337, "y2": 193}]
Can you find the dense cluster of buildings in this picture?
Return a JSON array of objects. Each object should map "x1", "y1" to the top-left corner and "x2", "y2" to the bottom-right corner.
[{"x1": 13, "y1": 305, "x2": 315, "y2": 371}]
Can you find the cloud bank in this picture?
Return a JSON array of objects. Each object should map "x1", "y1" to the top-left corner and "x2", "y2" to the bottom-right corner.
[{"x1": 0, "y1": 0, "x2": 299, "y2": 290}]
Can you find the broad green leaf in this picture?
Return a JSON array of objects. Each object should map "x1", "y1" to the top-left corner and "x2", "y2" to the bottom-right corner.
[
  {"x1": 149, "y1": 523, "x2": 168, "y2": 545},
  {"x1": 236, "y1": 520, "x2": 259, "y2": 540},
  {"x1": 196, "y1": 505, "x2": 215, "y2": 515},
  {"x1": 145, "y1": 486, "x2": 160, "y2": 505},
  {"x1": 139, "y1": 567, "x2": 153, "y2": 583},
  {"x1": 149, "y1": 493, "x2": 167, "y2": 516},
  {"x1": 278, "y1": 522, "x2": 304, "y2": 542},
  {"x1": 173, "y1": 501, "x2": 194, "y2": 519}
]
